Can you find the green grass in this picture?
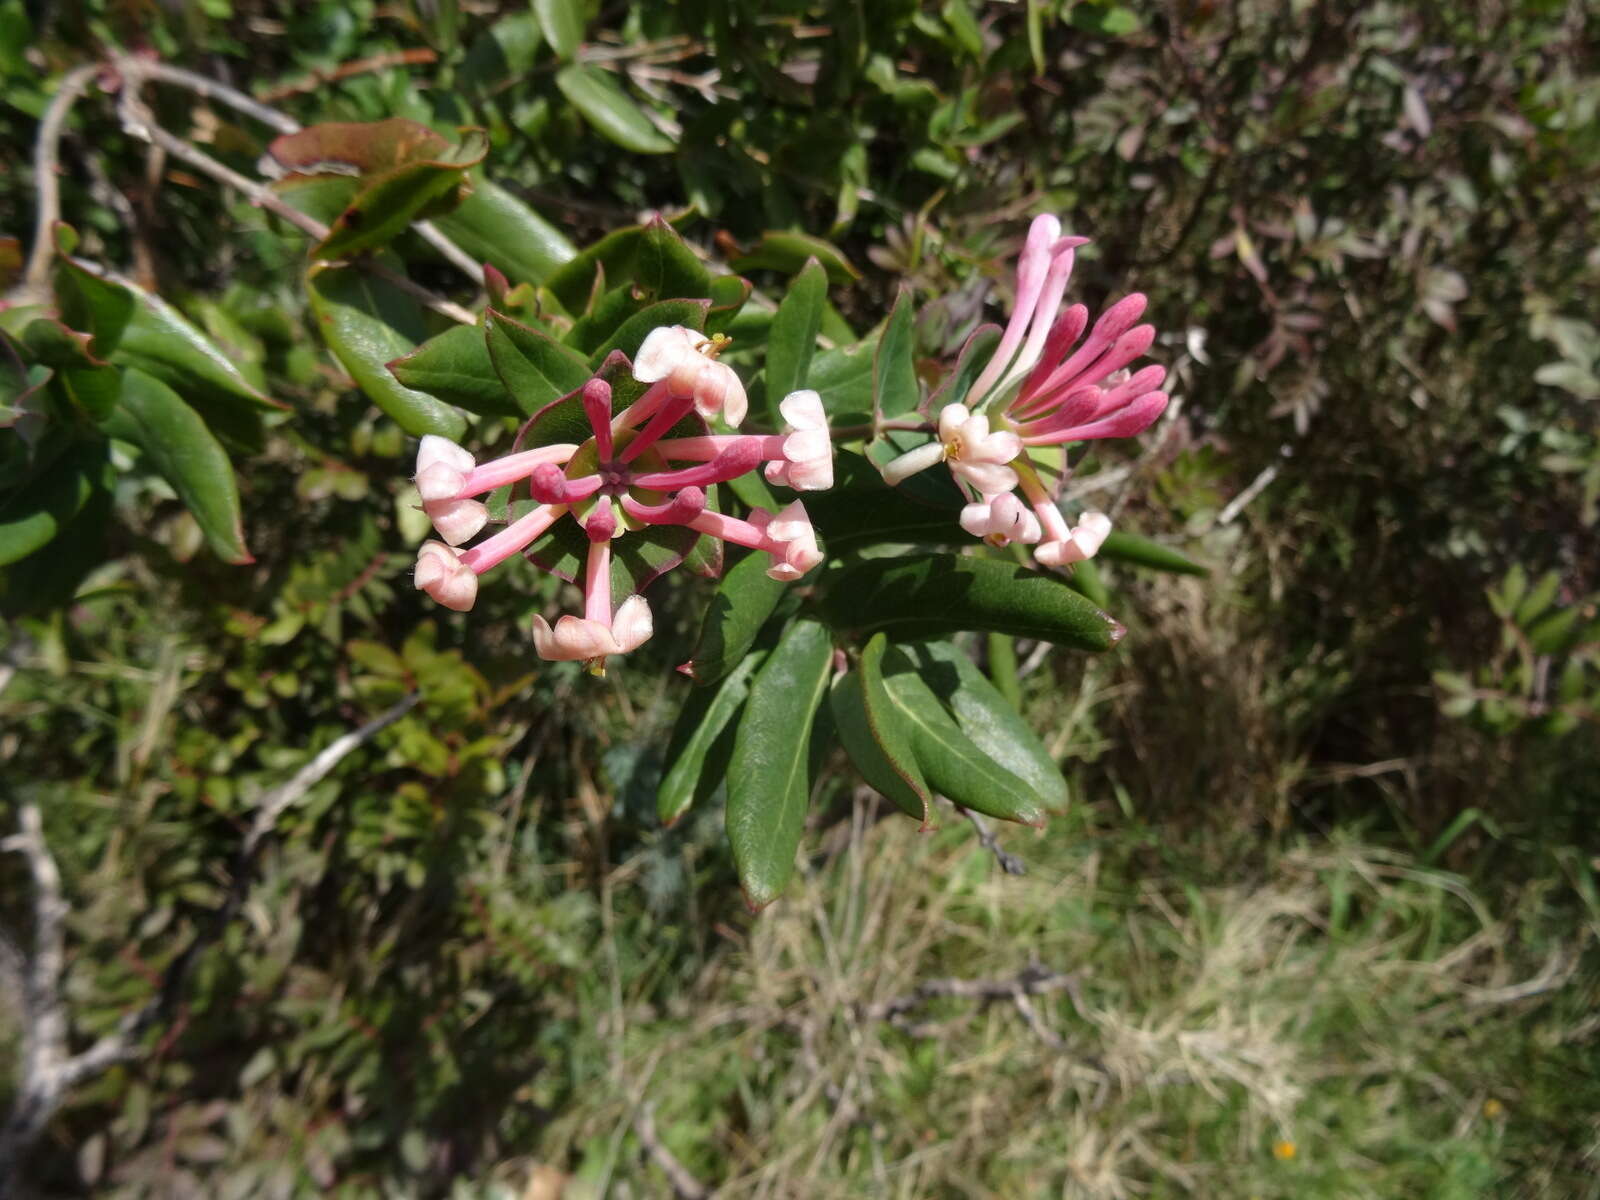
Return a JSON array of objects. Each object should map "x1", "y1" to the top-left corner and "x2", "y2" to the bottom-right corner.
[{"x1": 507, "y1": 811, "x2": 1600, "y2": 1199}]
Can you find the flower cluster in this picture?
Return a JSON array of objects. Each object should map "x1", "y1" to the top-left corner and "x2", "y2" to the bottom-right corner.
[
  {"x1": 883, "y1": 213, "x2": 1168, "y2": 569},
  {"x1": 411, "y1": 326, "x2": 832, "y2": 671}
]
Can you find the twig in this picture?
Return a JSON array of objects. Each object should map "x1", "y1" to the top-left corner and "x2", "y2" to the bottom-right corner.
[
  {"x1": 244, "y1": 692, "x2": 419, "y2": 859},
  {"x1": 1216, "y1": 459, "x2": 1281, "y2": 526},
  {"x1": 0, "y1": 694, "x2": 418, "y2": 1185},
  {"x1": 114, "y1": 58, "x2": 298, "y2": 135},
  {"x1": 857, "y1": 963, "x2": 1080, "y2": 1024},
  {"x1": 956, "y1": 806, "x2": 1027, "y2": 875},
  {"x1": 258, "y1": 49, "x2": 439, "y2": 103},
  {"x1": 21, "y1": 64, "x2": 101, "y2": 300},
  {"x1": 112, "y1": 83, "x2": 478, "y2": 326},
  {"x1": 633, "y1": 1103, "x2": 709, "y2": 1200}
]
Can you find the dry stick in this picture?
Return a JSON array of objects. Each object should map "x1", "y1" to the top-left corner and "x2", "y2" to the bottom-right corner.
[
  {"x1": 0, "y1": 694, "x2": 418, "y2": 1184},
  {"x1": 956, "y1": 805, "x2": 1027, "y2": 876},
  {"x1": 111, "y1": 55, "x2": 486, "y2": 288},
  {"x1": 856, "y1": 963, "x2": 1081, "y2": 1023},
  {"x1": 21, "y1": 64, "x2": 101, "y2": 299},
  {"x1": 112, "y1": 85, "x2": 478, "y2": 327},
  {"x1": 633, "y1": 1103, "x2": 710, "y2": 1200}
]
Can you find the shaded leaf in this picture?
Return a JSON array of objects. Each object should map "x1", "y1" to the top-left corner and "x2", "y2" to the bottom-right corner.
[
  {"x1": 658, "y1": 650, "x2": 765, "y2": 825},
  {"x1": 431, "y1": 179, "x2": 577, "y2": 287},
  {"x1": 727, "y1": 618, "x2": 834, "y2": 907},
  {"x1": 873, "y1": 286, "x2": 919, "y2": 419},
  {"x1": 484, "y1": 309, "x2": 593, "y2": 415},
  {"x1": 555, "y1": 65, "x2": 676, "y2": 154},
  {"x1": 766, "y1": 257, "x2": 827, "y2": 403},
  {"x1": 687, "y1": 548, "x2": 788, "y2": 687},
  {"x1": 388, "y1": 324, "x2": 521, "y2": 417}
]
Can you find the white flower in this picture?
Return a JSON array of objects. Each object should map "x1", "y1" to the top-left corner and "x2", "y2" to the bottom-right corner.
[
  {"x1": 753, "y1": 501, "x2": 824, "y2": 581},
  {"x1": 959, "y1": 492, "x2": 1042, "y2": 546},
  {"x1": 530, "y1": 596, "x2": 654, "y2": 661},
  {"x1": 414, "y1": 540, "x2": 478, "y2": 611},
  {"x1": 414, "y1": 435, "x2": 473, "y2": 501},
  {"x1": 938, "y1": 403, "x2": 1022, "y2": 494},
  {"x1": 1035, "y1": 511, "x2": 1112, "y2": 567},
  {"x1": 764, "y1": 390, "x2": 833, "y2": 491},
  {"x1": 633, "y1": 325, "x2": 747, "y2": 427}
]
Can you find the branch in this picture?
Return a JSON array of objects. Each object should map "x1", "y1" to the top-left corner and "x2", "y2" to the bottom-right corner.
[
  {"x1": 0, "y1": 693, "x2": 418, "y2": 1185},
  {"x1": 21, "y1": 64, "x2": 101, "y2": 300},
  {"x1": 633, "y1": 1103, "x2": 709, "y2": 1200},
  {"x1": 956, "y1": 806, "x2": 1027, "y2": 876},
  {"x1": 856, "y1": 963, "x2": 1082, "y2": 1024}
]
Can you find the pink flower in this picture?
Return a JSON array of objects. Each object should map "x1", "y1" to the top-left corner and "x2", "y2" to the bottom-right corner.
[
  {"x1": 763, "y1": 390, "x2": 833, "y2": 491},
  {"x1": 1035, "y1": 512, "x2": 1112, "y2": 567},
  {"x1": 959, "y1": 492, "x2": 1042, "y2": 547},
  {"x1": 633, "y1": 325, "x2": 748, "y2": 427},
  {"x1": 414, "y1": 540, "x2": 479, "y2": 611},
  {"x1": 937, "y1": 403, "x2": 1023, "y2": 494},
  {"x1": 405, "y1": 337, "x2": 837, "y2": 668}
]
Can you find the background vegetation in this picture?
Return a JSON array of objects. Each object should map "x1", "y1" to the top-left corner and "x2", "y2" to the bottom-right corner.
[{"x1": 2, "y1": 0, "x2": 1597, "y2": 1195}]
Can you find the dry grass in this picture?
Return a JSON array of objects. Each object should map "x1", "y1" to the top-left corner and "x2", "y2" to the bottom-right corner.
[{"x1": 512, "y1": 806, "x2": 1599, "y2": 1199}]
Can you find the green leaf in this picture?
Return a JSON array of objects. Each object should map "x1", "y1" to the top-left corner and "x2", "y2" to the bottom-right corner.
[
  {"x1": 706, "y1": 274, "x2": 752, "y2": 336},
  {"x1": 555, "y1": 64, "x2": 676, "y2": 154},
  {"x1": 306, "y1": 261, "x2": 467, "y2": 438},
  {"x1": 818, "y1": 553, "x2": 1124, "y2": 649},
  {"x1": 1065, "y1": 556, "x2": 1110, "y2": 609},
  {"x1": 658, "y1": 650, "x2": 765, "y2": 825},
  {"x1": 878, "y1": 645, "x2": 1047, "y2": 825},
  {"x1": 803, "y1": 332, "x2": 879, "y2": 425},
  {"x1": 585, "y1": 298, "x2": 710, "y2": 368},
  {"x1": 544, "y1": 216, "x2": 710, "y2": 314},
  {"x1": 533, "y1": 0, "x2": 585, "y2": 59},
  {"x1": 800, "y1": 450, "x2": 965, "y2": 553},
  {"x1": 107, "y1": 369, "x2": 252, "y2": 563},
  {"x1": 766, "y1": 257, "x2": 827, "y2": 403},
  {"x1": 459, "y1": 11, "x2": 543, "y2": 96},
  {"x1": 727, "y1": 618, "x2": 834, "y2": 908},
  {"x1": 388, "y1": 323, "x2": 520, "y2": 416},
  {"x1": 728, "y1": 232, "x2": 860, "y2": 283},
  {"x1": 874, "y1": 286, "x2": 920, "y2": 419},
  {"x1": 431, "y1": 179, "x2": 577, "y2": 287},
  {"x1": 56, "y1": 258, "x2": 278, "y2": 410},
  {"x1": 687, "y1": 548, "x2": 788, "y2": 687},
  {"x1": 905, "y1": 640, "x2": 1069, "y2": 813},
  {"x1": 1096, "y1": 531, "x2": 1207, "y2": 576},
  {"x1": 314, "y1": 132, "x2": 487, "y2": 259},
  {"x1": 484, "y1": 309, "x2": 593, "y2": 414},
  {"x1": 837, "y1": 633, "x2": 933, "y2": 823},
  {"x1": 0, "y1": 440, "x2": 106, "y2": 566}
]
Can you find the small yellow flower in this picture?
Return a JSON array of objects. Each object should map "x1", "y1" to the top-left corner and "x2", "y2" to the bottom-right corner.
[
  {"x1": 1483, "y1": 1098, "x2": 1504, "y2": 1119},
  {"x1": 1273, "y1": 1140, "x2": 1297, "y2": 1161}
]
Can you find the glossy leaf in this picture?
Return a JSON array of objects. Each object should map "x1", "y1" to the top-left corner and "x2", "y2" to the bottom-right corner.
[
  {"x1": 306, "y1": 262, "x2": 467, "y2": 438},
  {"x1": 818, "y1": 553, "x2": 1124, "y2": 649},
  {"x1": 555, "y1": 65, "x2": 676, "y2": 154},
  {"x1": 766, "y1": 257, "x2": 827, "y2": 403},
  {"x1": 904, "y1": 640, "x2": 1069, "y2": 813},
  {"x1": 804, "y1": 332, "x2": 880, "y2": 425},
  {"x1": 544, "y1": 216, "x2": 710, "y2": 314},
  {"x1": 458, "y1": 11, "x2": 543, "y2": 96},
  {"x1": 873, "y1": 286, "x2": 920, "y2": 419},
  {"x1": 0, "y1": 441, "x2": 105, "y2": 566},
  {"x1": 484, "y1": 309, "x2": 593, "y2": 415},
  {"x1": 388, "y1": 323, "x2": 519, "y2": 416},
  {"x1": 1097, "y1": 530, "x2": 1207, "y2": 576},
  {"x1": 431, "y1": 180, "x2": 577, "y2": 287},
  {"x1": 834, "y1": 634, "x2": 933, "y2": 823},
  {"x1": 314, "y1": 132, "x2": 487, "y2": 259},
  {"x1": 686, "y1": 548, "x2": 788, "y2": 687},
  {"x1": 107, "y1": 369, "x2": 252, "y2": 563},
  {"x1": 269, "y1": 119, "x2": 457, "y2": 176},
  {"x1": 877, "y1": 646, "x2": 1047, "y2": 825},
  {"x1": 729, "y1": 232, "x2": 861, "y2": 283},
  {"x1": 801, "y1": 450, "x2": 965, "y2": 552},
  {"x1": 727, "y1": 618, "x2": 834, "y2": 908},
  {"x1": 658, "y1": 650, "x2": 765, "y2": 825},
  {"x1": 533, "y1": 0, "x2": 584, "y2": 59},
  {"x1": 57, "y1": 258, "x2": 278, "y2": 410},
  {"x1": 585, "y1": 298, "x2": 710, "y2": 368}
]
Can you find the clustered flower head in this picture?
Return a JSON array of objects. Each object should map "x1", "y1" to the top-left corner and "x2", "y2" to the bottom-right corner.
[
  {"x1": 883, "y1": 213, "x2": 1169, "y2": 570},
  {"x1": 411, "y1": 325, "x2": 832, "y2": 672}
]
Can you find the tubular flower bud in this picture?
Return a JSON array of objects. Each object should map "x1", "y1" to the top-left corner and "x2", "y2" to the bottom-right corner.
[
  {"x1": 959, "y1": 492, "x2": 1042, "y2": 547},
  {"x1": 414, "y1": 541, "x2": 479, "y2": 611},
  {"x1": 1035, "y1": 511, "x2": 1113, "y2": 567}
]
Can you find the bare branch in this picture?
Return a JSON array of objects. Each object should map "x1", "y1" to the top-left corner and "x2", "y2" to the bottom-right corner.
[
  {"x1": 956, "y1": 806, "x2": 1027, "y2": 876},
  {"x1": 0, "y1": 694, "x2": 418, "y2": 1184},
  {"x1": 857, "y1": 963, "x2": 1082, "y2": 1024},
  {"x1": 633, "y1": 1103, "x2": 709, "y2": 1200},
  {"x1": 244, "y1": 692, "x2": 419, "y2": 859},
  {"x1": 114, "y1": 58, "x2": 299, "y2": 135},
  {"x1": 21, "y1": 64, "x2": 101, "y2": 300}
]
